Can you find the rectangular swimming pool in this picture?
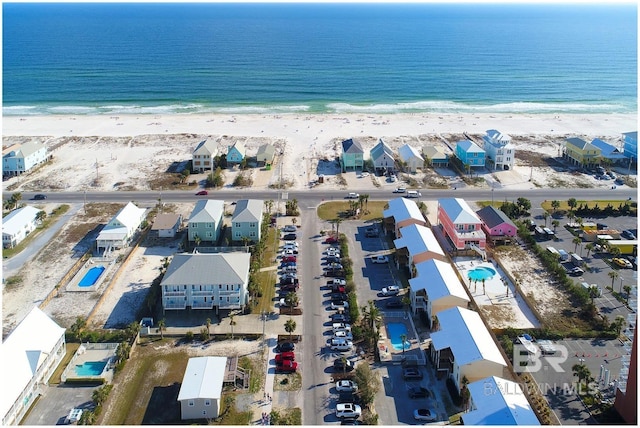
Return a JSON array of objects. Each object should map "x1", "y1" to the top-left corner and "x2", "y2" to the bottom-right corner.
[
  {"x1": 79, "y1": 266, "x2": 106, "y2": 287},
  {"x1": 75, "y1": 361, "x2": 107, "y2": 377}
]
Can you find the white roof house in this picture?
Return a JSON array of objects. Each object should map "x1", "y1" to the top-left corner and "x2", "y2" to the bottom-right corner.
[
  {"x1": 192, "y1": 139, "x2": 218, "y2": 173},
  {"x1": 482, "y1": 129, "x2": 516, "y2": 171},
  {"x1": 96, "y1": 202, "x2": 146, "y2": 253},
  {"x1": 383, "y1": 197, "x2": 426, "y2": 238},
  {"x1": 178, "y1": 356, "x2": 227, "y2": 420},
  {"x1": 409, "y1": 259, "x2": 469, "y2": 319},
  {"x1": 397, "y1": 144, "x2": 425, "y2": 173},
  {"x1": 2, "y1": 141, "x2": 50, "y2": 176},
  {"x1": 394, "y1": 223, "x2": 446, "y2": 267},
  {"x1": 430, "y1": 306, "x2": 507, "y2": 387},
  {"x1": 2, "y1": 307, "x2": 66, "y2": 426},
  {"x1": 463, "y1": 376, "x2": 540, "y2": 425},
  {"x1": 2, "y1": 205, "x2": 41, "y2": 249}
]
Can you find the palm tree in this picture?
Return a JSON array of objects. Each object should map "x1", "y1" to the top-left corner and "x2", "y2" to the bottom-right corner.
[
  {"x1": 612, "y1": 315, "x2": 626, "y2": 337},
  {"x1": 205, "y1": 318, "x2": 211, "y2": 340},
  {"x1": 584, "y1": 243, "x2": 594, "y2": 258},
  {"x1": 332, "y1": 218, "x2": 343, "y2": 238},
  {"x1": 229, "y1": 312, "x2": 236, "y2": 339},
  {"x1": 194, "y1": 235, "x2": 202, "y2": 248},
  {"x1": 572, "y1": 363, "x2": 592, "y2": 394},
  {"x1": 567, "y1": 211, "x2": 576, "y2": 224},
  {"x1": 567, "y1": 198, "x2": 578, "y2": 213},
  {"x1": 284, "y1": 291, "x2": 299, "y2": 308},
  {"x1": 610, "y1": 247, "x2": 622, "y2": 258},
  {"x1": 552, "y1": 219, "x2": 560, "y2": 232},
  {"x1": 608, "y1": 270, "x2": 619, "y2": 289},
  {"x1": 461, "y1": 376, "x2": 471, "y2": 411},
  {"x1": 284, "y1": 318, "x2": 297, "y2": 340},
  {"x1": 542, "y1": 211, "x2": 550, "y2": 227},
  {"x1": 265, "y1": 199, "x2": 274, "y2": 216},
  {"x1": 158, "y1": 318, "x2": 166, "y2": 339},
  {"x1": 35, "y1": 210, "x2": 47, "y2": 223},
  {"x1": 400, "y1": 333, "x2": 408, "y2": 359},
  {"x1": 572, "y1": 236, "x2": 582, "y2": 253},
  {"x1": 482, "y1": 278, "x2": 486, "y2": 295},
  {"x1": 551, "y1": 200, "x2": 561, "y2": 215},
  {"x1": 623, "y1": 285, "x2": 632, "y2": 303}
]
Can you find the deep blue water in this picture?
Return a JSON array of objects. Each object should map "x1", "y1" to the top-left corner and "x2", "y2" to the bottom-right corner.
[{"x1": 3, "y1": 3, "x2": 637, "y2": 115}]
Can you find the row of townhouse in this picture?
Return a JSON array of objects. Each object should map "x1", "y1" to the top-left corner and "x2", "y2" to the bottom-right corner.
[
  {"x1": 383, "y1": 197, "x2": 539, "y2": 424},
  {"x1": 192, "y1": 139, "x2": 277, "y2": 173},
  {"x1": 2, "y1": 206, "x2": 42, "y2": 249},
  {"x1": 564, "y1": 133, "x2": 637, "y2": 168}
]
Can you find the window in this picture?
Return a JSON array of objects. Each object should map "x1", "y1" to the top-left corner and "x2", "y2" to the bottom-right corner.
[
  {"x1": 250, "y1": 222, "x2": 257, "y2": 228},
  {"x1": 250, "y1": 231, "x2": 256, "y2": 237},
  {"x1": 205, "y1": 400, "x2": 211, "y2": 406},
  {"x1": 206, "y1": 222, "x2": 212, "y2": 228},
  {"x1": 188, "y1": 400, "x2": 194, "y2": 407},
  {"x1": 235, "y1": 222, "x2": 241, "y2": 228},
  {"x1": 205, "y1": 231, "x2": 213, "y2": 238}
]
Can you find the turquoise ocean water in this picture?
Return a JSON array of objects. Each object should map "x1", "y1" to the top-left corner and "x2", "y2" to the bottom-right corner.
[{"x1": 2, "y1": 2, "x2": 637, "y2": 115}]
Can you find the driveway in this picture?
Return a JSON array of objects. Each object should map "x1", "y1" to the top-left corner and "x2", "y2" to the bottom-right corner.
[{"x1": 21, "y1": 384, "x2": 96, "y2": 426}]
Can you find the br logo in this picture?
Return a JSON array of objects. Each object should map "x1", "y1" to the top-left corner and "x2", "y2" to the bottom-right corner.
[{"x1": 513, "y1": 344, "x2": 569, "y2": 373}]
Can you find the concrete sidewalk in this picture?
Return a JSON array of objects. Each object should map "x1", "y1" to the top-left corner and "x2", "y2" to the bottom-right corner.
[{"x1": 253, "y1": 335, "x2": 277, "y2": 425}]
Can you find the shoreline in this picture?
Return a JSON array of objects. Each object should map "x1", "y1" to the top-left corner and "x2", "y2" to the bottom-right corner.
[{"x1": 3, "y1": 112, "x2": 637, "y2": 139}]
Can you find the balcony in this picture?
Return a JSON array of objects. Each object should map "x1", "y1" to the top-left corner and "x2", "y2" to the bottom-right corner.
[
  {"x1": 192, "y1": 301, "x2": 214, "y2": 309},
  {"x1": 164, "y1": 302, "x2": 187, "y2": 310},
  {"x1": 164, "y1": 291, "x2": 186, "y2": 297},
  {"x1": 192, "y1": 290, "x2": 214, "y2": 296}
]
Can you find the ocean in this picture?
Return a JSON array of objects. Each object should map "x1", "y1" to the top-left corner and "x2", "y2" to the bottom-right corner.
[{"x1": 2, "y1": 2, "x2": 637, "y2": 116}]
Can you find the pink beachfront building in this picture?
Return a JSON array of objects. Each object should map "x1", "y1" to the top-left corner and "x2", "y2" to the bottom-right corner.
[{"x1": 437, "y1": 198, "x2": 486, "y2": 250}]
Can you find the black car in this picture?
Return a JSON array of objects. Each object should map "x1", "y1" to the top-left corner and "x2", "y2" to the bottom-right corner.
[
  {"x1": 596, "y1": 223, "x2": 608, "y2": 230},
  {"x1": 282, "y1": 233, "x2": 297, "y2": 241},
  {"x1": 622, "y1": 230, "x2": 636, "y2": 240},
  {"x1": 32, "y1": 194, "x2": 47, "y2": 200},
  {"x1": 333, "y1": 358, "x2": 354, "y2": 372},
  {"x1": 280, "y1": 283, "x2": 299, "y2": 292},
  {"x1": 325, "y1": 269, "x2": 345, "y2": 277},
  {"x1": 402, "y1": 367, "x2": 423, "y2": 380},
  {"x1": 331, "y1": 313, "x2": 351, "y2": 323},
  {"x1": 325, "y1": 256, "x2": 341, "y2": 263},
  {"x1": 280, "y1": 277, "x2": 299, "y2": 286},
  {"x1": 385, "y1": 299, "x2": 403, "y2": 309},
  {"x1": 408, "y1": 386, "x2": 430, "y2": 398},
  {"x1": 340, "y1": 419, "x2": 363, "y2": 425},
  {"x1": 331, "y1": 292, "x2": 348, "y2": 302},
  {"x1": 276, "y1": 342, "x2": 295, "y2": 353}
]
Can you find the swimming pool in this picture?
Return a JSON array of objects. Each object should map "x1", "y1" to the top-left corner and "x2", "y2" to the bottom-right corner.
[
  {"x1": 75, "y1": 361, "x2": 107, "y2": 377},
  {"x1": 387, "y1": 322, "x2": 411, "y2": 351},
  {"x1": 467, "y1": 266, "x2": 496, "y2": 281},
  {"x1": 79, "y1": 266, "x2": 106, "y2": 287}
]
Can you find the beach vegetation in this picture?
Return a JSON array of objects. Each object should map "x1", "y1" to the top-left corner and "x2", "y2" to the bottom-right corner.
[
  {"x1": 207, "y1": 167, "x2": 225, "y2": 188},
  {"x1": 269, "y1": 408, "x2": 302, "y2": 425},
  {"x1": 233, "y1": 171, "x2": 253, "y2": 187},
  {"x1": 317, "y1": 200, "x2": 386, "y2": 221}
]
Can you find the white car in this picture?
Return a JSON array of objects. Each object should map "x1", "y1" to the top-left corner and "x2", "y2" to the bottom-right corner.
[
  {"x1": 336, "y1": 403, "x2": 362, "y2": 419},
  {"x1": 393, "y1": 187, "x2": 406, "y2": 193},
  {"x1": 346, "y1": 192, "x2": 360, "y2": 199},
  {"x1": 371, "y1": 255, "x2": 389, "y2": 264},
  {"x1": 381, "y1": 285, "x2": 400, "y2": 296},
  {"x1": 325, "y1": 248, "x2": 341, "y2": 256},
  {"x1": 331, "y1": 301, "x2": 349, "y2": 311},
  {"x1": 282, "y1": 225, "x2": 297, "y2": 232},
  {"x1": 413, "y1": 408, "x2": 437, "y2": 422},
  {"x1": 336, "y1": 380, "x2": 358, "y2": 392},
  {"x1": 333, "y1": 330, "x2": 354, "y2": 340},
  {"x1": 330, "y1": 338, "x2": 354, "y2": 351},
  {"x1": 327, "y1": 278, "x2": 346, "y2": 286},
  {"x1": 332, "y1": 322, "x2": 351, "y2": 332}
]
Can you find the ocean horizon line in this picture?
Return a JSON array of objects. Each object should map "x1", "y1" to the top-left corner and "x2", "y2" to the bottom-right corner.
[{"x1": 2, "y1": 100, "x2": 635, "y2": 117}]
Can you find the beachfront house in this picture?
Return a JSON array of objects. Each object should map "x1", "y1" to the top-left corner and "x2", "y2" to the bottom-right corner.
[
  {"x1": 256, "y1": 143, "x2": 276, "y2": 166},
  {"x1": 2, "y1": 141, "x2": 50, "y2": 177},
  {"x1": 430, "y1": 306, "x2": 507, "y2": 388},
  {"x1": 231, "y1": 199, "x2": 264, "y2": 244},
  {"x1": 423, "y1": 146, "x2": 449, "y2": 167},
  {"x1": 462, "y1": 376, "x2": 540, "y2": 425},
  {"x1": 564, "y1": 137, "x2": 601, "y2": 168},
  {"x1": 393, "y1": 224, "x2": 447, "y2": 272},
  {"x1": 2, "y1": 205, "x2": 41, "y2": 249},
  {"x1": 482, "y1": 129, "x2": 515, "y2": 170},
  {"x1": 192, "y1": 139, "x2": 218, "y2": 173},
  {"x1": 476, "y1": 205, "x2": 517, "y2": 244},
  {"x1": 397, "y1": 144, "x2": 424, "y2": 173},
  {"x1": 226, "y1": 141, "x2": 246, "y2": 165},
  {"x1": 151, "y1": 213, "x2": 182, "y2": 239},
  {"x1": 161, "y1": 253, "x2": 251, "y2": 312},
  {"x1": 382, "y1": 197, "x2": 427, "y2": 238},
  {"x1": 95, "y1": 202, "x2": 147, "y2": 255},
  {"x1": 590, "y1": 138, "x2": 627, "y2": 165},
  {"x1": 455, "y1": 140, "x2": 485, "y2": 170},
  {"x1": 178, "y1": 356, "x2": 227, "y2": 420},
  {"x1": 622, "y1": 131, "x2": 637, "y2": 162},
  {"x1": 188, "y1": 200, "x2": 224, "y2": 245},
  {"x1": 438, "y1": 198, "x2": 486, "y2": 251},
  {"x1": 409, "y1": 259, "x2": 470, "y2": 323},
  {"x1": 370, "y1": 138, "x2": 395, "y2": 175},
  {"x1": 340, "y1": 138, "x2": 365, "y2": 172},
  {"x1": 2, "y1": 307, "x2": 66, "y2": 426}
]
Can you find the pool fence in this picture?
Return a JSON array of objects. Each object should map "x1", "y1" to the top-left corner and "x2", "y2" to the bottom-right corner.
[
  {"x1": 61, "y1": 342, "x2": 119, "y2": 383},
  {"x1": 379, "y1": 311, "x2": 426, "y2": 366}
]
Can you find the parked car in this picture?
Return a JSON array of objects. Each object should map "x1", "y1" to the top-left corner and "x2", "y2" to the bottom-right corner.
[
  {"x1": 385, "y1": 299, "x2": 403, "y2": 309},
  {"x1": 279, "y1": 277, "x2": 298, "y2": 286},
  {"x1": 340, "y1": 419, "x2": 363, "y2": 425},
  {"x1": 336, "y1": 403, "x2": 361, "y2": 419},
  {"x1": 282, "y1": 225, "x2": 297, "y2": 232},
  {"x1": 613, "y1": 257, "x2": 633, "y2": 269},
  {"x1": 346, "y1": 192, "x2": 360, "y2": 199},
  {"x1": 331, "y1": 284, "x2": 346, "y2": 293},
  {"x1": 596, "y1": 223, "x2": 608, "y2": 230},
  {"x1": 413, "y1": 408, "x2": 437, "y2": 422},
  {"x1": 331, "y1": 292, "x2": 348, "y2": 302},
  {"x1": 330, "y1": 338, "x2": 354, "y2": 351},
  {"x1": 393, "y1": 187, "x2": 406, "y2": 193},
  {"x1": 371, "y1": 255, "x2": 389, "y2": 264},
  {"x1": 331, "y1": 301, "x2": 350, "y2": 311},
  {"x1": 333, "y1": 330, "x2": 354, "y2": 341},
  {"x1": 333, "y1": 358, "x2": 355, "y2": 372},
  {"x1": 282, "y1": 233, "x2": 297, "y2": 241},
  {"x1": 328, "y1": 262, "x2": 344, "y2": 270},
  {"x1": 280, "y1": 272, "x2": 298, "y2": 280},
  {"x1": 282, "y1": 249, "x2": 296, "y2": 257},
  {"x1": 568, "y1": 266, "x2": 585, "y2": 276},
  {"x1": 325, "y1": 269, "x2": 344, "y2": 278},
  {"x1": 275, "y1": 351, "x2": 295, "y2": 363},
  {"x1": 282, "y1": 266, "x2": 297, "y2": 273},
  {"x1": 275, "y1": 360, "x2": 298, "y2": 373},
  {"x1": 332, "y1": 322, "x2": 352, "y2": 332},
  {"x1": 282, "y1": 255, "x2": 297, "y2": 263},
  {"x1": 32, "y1": 194, "x2": 47, "y2": 200},
  {"x1": 279, "y1": 297, "x2": 299, "y2": 308},
  {"x1": 336, "y1": 380, "x2": 358, "y2": 393},
  {"x1": 325, "y1": 255, "x2": 341, "y2": 264},
  {"x1": 622, "y1": 230, "x2": 636, "y2": 239},
  {"x1": 331, "y1": 313, "x2": 351, "y2": 323},
  {"x1": 195, "y1": 190, "x2": 208, "y2": 195},
  {"x1": 402, "y1": 367, "x2": 424, "y2": 380},
  {"x1": 327, "y1": 278, "x2": 346, "y2": 286},
  {"x1": 280, "y1": 283, "x2": 299, "y2": 293},
  {"x1": 326, "y1": 248, "x2": 341, "y2": 256},
  {"x1": 275, "y1": 342, "x2": 295, "y2": 353},
  {"x1": 325, "y1": 235, "x2": 339, "y2": 244},
  {"x1": 380, "y1": 285, "x2": 400, "y2": 296},
  {"x1": 408, "y1": 386, "x2": 430, "y2": 398}
]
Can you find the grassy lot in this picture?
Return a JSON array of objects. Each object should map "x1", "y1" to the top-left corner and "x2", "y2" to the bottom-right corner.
[
  {"x1": 49, "y1": 342, "x2": 81, "y2": 384},
  {"x1": 2, "y1": 204, "x2": 70, "y2": 259},
  {"x1": 317, "y1": 200, "x2": 388, "y2": 222},
  {"x1": 252, "y1": 227, "x2": 279, "y2": 315},
  {"x1": 541, "y1": 199, "x2": 636, "y2": 214}
]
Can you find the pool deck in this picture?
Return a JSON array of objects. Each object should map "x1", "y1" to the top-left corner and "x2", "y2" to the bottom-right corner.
[
  {"x1": 378, "y1": 313, "x2": 425, "y2": 364},
  {"x1": 62, "y1": 345, "x2": 116, "y2": 383},
  {"x1": 454, "y1": 257, "x2": 540, "y2": 328}
]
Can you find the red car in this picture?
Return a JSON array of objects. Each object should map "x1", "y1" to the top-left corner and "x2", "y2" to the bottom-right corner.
[
  {"x1": 276, "y1": 360, "x2": 298, "y2": 372},
  {"x1": 325, "y1": 236, "x2": 339, "y2": 244},
  {"x1": 196, "y1": 190, "x2": 208, "y2": 196},
  {"x1": 275, "y1": 351, "x2": 295, "y2": 363},
  {"x1": 282, "y1": 255, "x2": 297, "y2": 263}
]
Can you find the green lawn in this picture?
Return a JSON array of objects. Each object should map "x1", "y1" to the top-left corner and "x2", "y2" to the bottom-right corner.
[{"x1": 317, "y1": 200, "x2": 388, "y2": 221}]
